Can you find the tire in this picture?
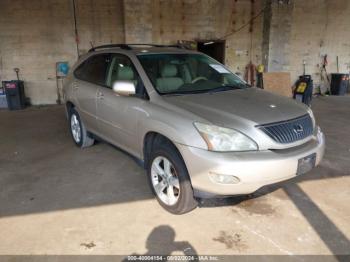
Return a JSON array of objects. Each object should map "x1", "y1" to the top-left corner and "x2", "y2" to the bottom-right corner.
[
  {"x1": 68, "y1": 108, "x2": 94, "y2": 148},
  {"x1": 147, "y1": 138, "x2": 198, "y2": 214}
]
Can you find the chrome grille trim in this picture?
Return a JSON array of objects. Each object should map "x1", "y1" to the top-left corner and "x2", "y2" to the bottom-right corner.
[{"x1": 257, "y1": 114, "x2": 314, "y2": 144}]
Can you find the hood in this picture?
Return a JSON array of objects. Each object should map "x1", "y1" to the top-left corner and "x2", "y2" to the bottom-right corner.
[{"x1": 162, "y1": 88, "x2": 308, "y2": 127}]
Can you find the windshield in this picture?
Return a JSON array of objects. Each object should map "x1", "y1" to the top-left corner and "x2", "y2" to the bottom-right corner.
[{"x1": 137, "y1": 53, "x2": 248, "y2": 95}]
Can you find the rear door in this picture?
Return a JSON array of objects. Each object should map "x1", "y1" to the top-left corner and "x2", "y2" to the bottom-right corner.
[
  {"x1": 73, "y1": 54, "x2": 110, "y2": 134},
  {"x1": 96, "y1": 53, "x2": 148, "y2": 157}
]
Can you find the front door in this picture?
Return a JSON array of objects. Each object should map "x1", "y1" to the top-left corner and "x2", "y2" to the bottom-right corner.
[{"x1": 96, "y1": 53, "x2": 147, "y2": 157}]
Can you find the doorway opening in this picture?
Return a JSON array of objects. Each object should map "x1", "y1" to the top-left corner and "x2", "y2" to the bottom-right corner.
[{"x1": 197, "y1": 40, "x2": 226, "y2": 64}]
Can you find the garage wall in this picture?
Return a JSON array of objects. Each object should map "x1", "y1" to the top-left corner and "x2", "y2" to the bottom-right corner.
[
  {"x1": 268, "y1": 0, "x2": 350, "y2": 89},
  {"x1": 290, "y1": 0, "x2": 350, "y2": 88},
  {"x1": 1, "y1": 0, "x2": 350, "y2": 105},
  {"x1": 0, "y1": 0, "x2": 125, "y2": 105},
  {"x1": 0, "y1": 0, "x2": 264, "y2": 105},
  {"x1": 0, "y1": 0, "x2": 77, "y2": 105},
  {"x1": 124, "y1": 0, "x2": 265, "y2": 76},
  {"x1": 75, "y1": 0, "x2": 125, "y2": 53}
]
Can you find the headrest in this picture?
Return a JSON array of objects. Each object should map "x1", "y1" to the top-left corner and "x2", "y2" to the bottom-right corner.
[
  {"x1": 161, "y1": 64, "x2": 177, "y2": 77},
  {"x1": 117, "y1": 66, "x2": 134, "y2": 80}
]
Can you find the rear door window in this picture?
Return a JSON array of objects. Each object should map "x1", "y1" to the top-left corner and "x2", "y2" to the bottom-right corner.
[{"x1": 74, "y1": 54, "x2": 110, "y2": 86}]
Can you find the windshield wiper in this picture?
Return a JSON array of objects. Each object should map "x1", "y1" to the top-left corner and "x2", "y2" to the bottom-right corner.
[
  {"x1": 163, "y1": 89, "x2": 207, "y2": 96},
  {"x1": 163, "y1": 85, "x2": 243, "y2": 96},
  {"x1": 202, "y1": 85, "x2": 243, "y2": 93}
]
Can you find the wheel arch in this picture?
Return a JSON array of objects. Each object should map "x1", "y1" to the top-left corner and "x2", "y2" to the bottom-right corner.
[
  {"x1": 143, "y1": 130, "x2": 198, "y2": 213},
  {"x1": 143, "y1": 131, "x2": 184, "y2": 171},
  {"x1": 66, "y1": 101, "x2": 75, "y2": 110},
  {"x1": 65, "y1": 101, "x2": 75, "y2": 118}
]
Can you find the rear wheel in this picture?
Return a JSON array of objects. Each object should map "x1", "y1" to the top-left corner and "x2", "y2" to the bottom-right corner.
[
  {"x1": 148, "y1": 138, "x2": 197, "y2": 214},
  {"x1": 69, "y1": 108, "x2": 94, "y2": 148}
]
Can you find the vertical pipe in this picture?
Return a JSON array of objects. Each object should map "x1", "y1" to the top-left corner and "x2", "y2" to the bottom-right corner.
[
  {"x1": 72, "y1": 0, "x2": 80, "y2": 57},
  {"x1": 249, "y1": 0, "x2": 255, "y2": 63},
  {"x1": 336, "y1": 56, "x2": 339, "y2": 73},
  {"x1": 262, "y1": 0, "x2": 272, "y2": 71}
]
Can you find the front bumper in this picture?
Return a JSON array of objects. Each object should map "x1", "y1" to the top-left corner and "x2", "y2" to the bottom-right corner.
[{"x1": 176, "y1": 129, "x2": 325, "y2": 198}]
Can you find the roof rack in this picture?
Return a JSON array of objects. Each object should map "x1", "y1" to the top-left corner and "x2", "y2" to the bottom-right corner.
[
  {"x1": 88, "y1": 44, "x2": 132, "y2": 52},
  {"x1": 88, "y1": 43, "x2": 185, "y2": 52}
]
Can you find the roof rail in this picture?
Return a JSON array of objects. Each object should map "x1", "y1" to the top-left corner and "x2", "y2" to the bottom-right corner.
[
  {"x1": 128, "y1": 44, "x2": 184, "y2": 48},
  {"x1": 88, "y1": 43, "x2": 185, "y2": 52},
  {"x1": 88, "y1": 44, "x2": 132, "y2": 52}
]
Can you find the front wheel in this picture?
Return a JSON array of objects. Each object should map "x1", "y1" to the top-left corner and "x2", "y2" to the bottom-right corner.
[{"x1": 148, "y1": 139, "x2": 197, "y2": 214}]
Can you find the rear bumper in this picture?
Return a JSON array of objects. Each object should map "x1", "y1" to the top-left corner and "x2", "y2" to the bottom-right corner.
[{"x1": 176, "y1": 129, "x2": 325, "y2": 198}]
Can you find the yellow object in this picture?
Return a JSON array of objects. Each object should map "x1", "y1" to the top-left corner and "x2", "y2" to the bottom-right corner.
[
  {"x1": 257, "y1": 64, "x2": 264, "y2": 73},
  {"x1": 296, "y1": 82, "x2": 307, "y2": 93}
]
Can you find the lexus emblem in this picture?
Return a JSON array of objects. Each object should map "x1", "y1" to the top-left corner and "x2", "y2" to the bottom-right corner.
[{"x1": 293, "y1": 124, "x2": 304, "y2": 134}]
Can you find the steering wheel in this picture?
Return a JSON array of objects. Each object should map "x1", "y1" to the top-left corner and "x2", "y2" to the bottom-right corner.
[{"x1": 191, "y1": 76, "x2": 208, "y2": 84}]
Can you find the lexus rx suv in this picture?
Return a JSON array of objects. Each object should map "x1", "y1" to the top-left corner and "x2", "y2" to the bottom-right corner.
[{"x1": 63, "y1": 44, "x2": 325, "y2": 214}]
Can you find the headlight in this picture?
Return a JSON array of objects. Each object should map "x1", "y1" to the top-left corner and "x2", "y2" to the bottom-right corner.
[
  {"x1": 316, "y1": 126, "x2": 324, "y2": 144},
  {"x1": 194, "y1": 122, "x2": 258, "y2": 152},
  {"x1": 307, "y1": 108, "x2": 316, "y2": 127}
]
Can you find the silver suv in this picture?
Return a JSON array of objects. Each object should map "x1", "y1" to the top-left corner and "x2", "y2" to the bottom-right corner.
[{"x1": 63, "y1": 44, "x2": 325, "y2": 214}]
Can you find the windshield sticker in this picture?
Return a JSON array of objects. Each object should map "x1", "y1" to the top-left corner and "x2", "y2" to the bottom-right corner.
[{"x1": 209, "y1": 64, "x2": 230, "y2": 74}]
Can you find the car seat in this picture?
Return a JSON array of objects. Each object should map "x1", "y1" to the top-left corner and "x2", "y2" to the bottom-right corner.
[{"x1": 156, "y1": 64, "x2": 184, "y2": 93}]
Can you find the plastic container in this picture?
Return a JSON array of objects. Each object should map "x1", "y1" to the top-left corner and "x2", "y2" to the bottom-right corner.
[
  {"x1": 293, "y1": 75, "x2": 314, "y2": 106},
  {"x1": 2, "y1": 80, "x2": 26, "y2": 110},
  {"x1": 330, "y1": 73, "x2": 349, "y2": 95}
]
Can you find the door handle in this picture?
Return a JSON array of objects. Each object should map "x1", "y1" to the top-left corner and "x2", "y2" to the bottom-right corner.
[{"x1": 72, "y1": 82, "x2": 79, "y2": 90}]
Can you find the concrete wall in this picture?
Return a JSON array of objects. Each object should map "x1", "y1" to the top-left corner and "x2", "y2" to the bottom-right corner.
[
  {"x1": 290, "y1": 0, "x2": 350, "y2": 89},
  {"x1": 268, "y1": 0, "x2": 350, "y2": 89},
  {"x1": 75, "y1": 0, "x2": 125, "y2": 54},
  {"x1": 0, "y1": 0, "x2": 77, "y2": 105},
  {"x1": 267, "y1": 1, "x2": 293, "y2": 72},
  {"x1": 0, "y1": 0, "x2": 124, "y2": 104},
  {"x1": 0, "y1": 0, "x2": 349, "y2": 104},
  {"x1": 124, "y1": 0, "x2": 265, "y2": 75},
  {"x1": 123, "y1": 0, "x2": 153, "y2": 43}
]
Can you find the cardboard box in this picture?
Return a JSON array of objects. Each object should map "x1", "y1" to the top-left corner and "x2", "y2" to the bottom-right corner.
[{"x1": 262, "y1": 72, "x2": 293, "y2": 97}]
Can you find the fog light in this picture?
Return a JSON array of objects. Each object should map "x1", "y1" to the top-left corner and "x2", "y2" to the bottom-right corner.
[{"x1": 209, "y1": 172, "x2": 240, "y2": 184}]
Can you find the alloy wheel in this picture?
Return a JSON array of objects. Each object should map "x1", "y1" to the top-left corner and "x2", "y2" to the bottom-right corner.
[
  {"x1": 151, "y1": 156, "x2": 180, "y2": 206},
  {"x1": 70, "y1": 114, "x2": 81, "y2": 143}
]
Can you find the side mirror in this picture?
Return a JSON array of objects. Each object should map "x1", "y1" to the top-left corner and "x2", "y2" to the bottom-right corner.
[{"x1": 112, "y1": 81, "x2": 136, "y2": 96}]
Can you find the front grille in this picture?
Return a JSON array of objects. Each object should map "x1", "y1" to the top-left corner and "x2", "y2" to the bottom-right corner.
[{"x1": 258, "y1": 114, "x2": 314, "y2": 144}]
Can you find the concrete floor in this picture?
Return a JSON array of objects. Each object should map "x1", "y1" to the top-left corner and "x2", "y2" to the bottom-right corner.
[{"x1": 0, "y1": 96, "x2": 349, "y2": 256}]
